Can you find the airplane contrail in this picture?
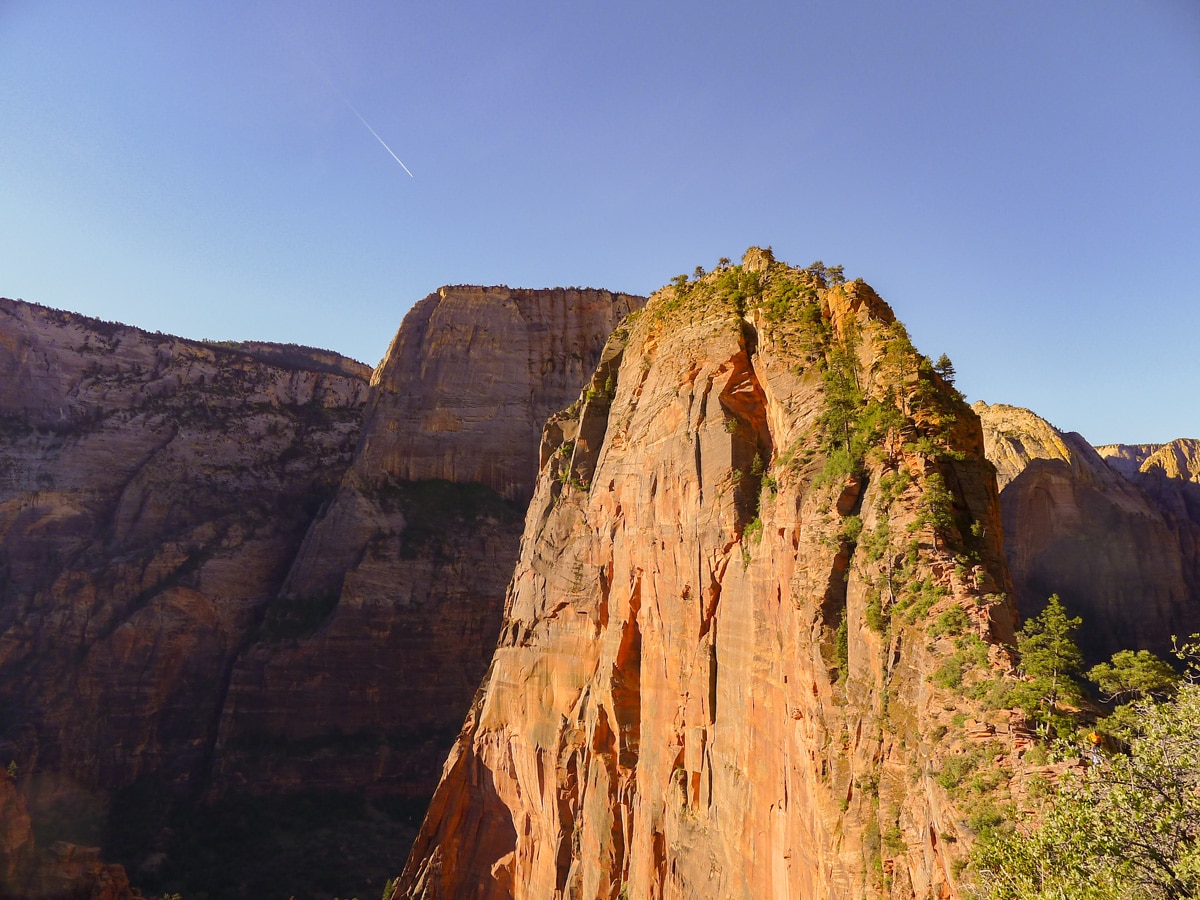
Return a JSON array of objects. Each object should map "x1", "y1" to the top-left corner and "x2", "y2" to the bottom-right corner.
[{"x1": 340, "y1": 94, "x2": 414, "y2": 178}]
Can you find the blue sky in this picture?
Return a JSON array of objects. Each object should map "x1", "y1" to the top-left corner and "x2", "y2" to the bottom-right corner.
[{"x1": 1, "y1": 1, "x2": 1197, "y2": 445}]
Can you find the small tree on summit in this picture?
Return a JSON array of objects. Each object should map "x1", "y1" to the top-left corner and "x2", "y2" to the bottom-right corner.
[{"x1": 933, "y1": 353, "x2": 956, "y2": 385}]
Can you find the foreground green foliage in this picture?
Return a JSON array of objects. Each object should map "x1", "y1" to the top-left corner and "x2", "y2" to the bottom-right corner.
[
  {"x1": 1009, "y1": 595, "x2": 1087, "y2": 739},
  {"x1": 969, "y1": 680, "x2": 1200, "y2": 899}
]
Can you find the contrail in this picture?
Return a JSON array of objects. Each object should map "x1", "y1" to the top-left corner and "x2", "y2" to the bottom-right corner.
[{"x1": 339, "y1": 93, "x2": 414, "y2": 178}]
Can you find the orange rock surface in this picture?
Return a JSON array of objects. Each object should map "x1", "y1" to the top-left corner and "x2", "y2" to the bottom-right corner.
[
  {"x1": 0, "y1": 287, "x2": 642, "y2": 897},
  {"x1": 0, "y1": 772, "x2": 136, "y2": 900},
  {"x1": 396, "y1": 253, "x2": 1019, "y2": 900}
]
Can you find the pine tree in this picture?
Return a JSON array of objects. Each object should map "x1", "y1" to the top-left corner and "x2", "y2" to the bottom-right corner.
[
  {"x1": 933, "y1": 352, "x2": 956, "y2": 384},
  {"x1": 1011, "y1": 595, "x2": 1086, "y2": 738}
]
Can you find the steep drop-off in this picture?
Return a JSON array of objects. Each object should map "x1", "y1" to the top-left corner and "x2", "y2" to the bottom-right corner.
[
  {"x1": 0, "y1": 286, "x2": 642, "y2": 898},
  {"x1": 976, "y1": 402, "x2": 1200, "y2": 660},
  {"x1": 0, "y1": 771, "x2": 135, "y2": 900},
  {"x1": 0, "y1": 297, "x2": 369, "y2": 838},
  {"x1": 212, "y1": 286, "x2": 643, "y2": 804},
  {"x1": 397, "y1": 252, "x2": 1024, "y2": 900}
]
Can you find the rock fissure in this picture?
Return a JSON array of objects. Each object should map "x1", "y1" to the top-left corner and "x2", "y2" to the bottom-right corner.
[{"x1": 395, "y1": 254, "x2": 1021, "y2": 900}]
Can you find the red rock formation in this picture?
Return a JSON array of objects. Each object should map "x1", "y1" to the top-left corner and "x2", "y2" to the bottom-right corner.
[
  {"x1": 212, "y1": 287, "x2": 644, "y2": 801},
  {"x1": 0, "y1": 300, "x2": 370, "y2": 791},
  {"x1": 0, "y1": 287, "x2": 643, "y2": 897},
  {"x1": 976, "y1": 403, "x2": 1200, "y2": 659},
  {"x1": 0, "y1": 297, "x2": 370, "y2": 890},
  {"x1": 396, "y1": 253, "x2": 1020, "y2": 900}
]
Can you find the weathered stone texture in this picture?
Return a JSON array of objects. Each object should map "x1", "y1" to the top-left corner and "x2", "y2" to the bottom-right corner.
[
  {"x1": 397, "y1": 257, "x2": 1019, "y2": 900},
  {"x1": 0, "y1": 287, "x2": 642, "y2": 895},
  {"x1": 211, "y1": 286, "x2": 644, "y2": 800}
]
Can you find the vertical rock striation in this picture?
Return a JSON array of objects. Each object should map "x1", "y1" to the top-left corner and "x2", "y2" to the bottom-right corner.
[
  {"x1": 0, "y1": 286, "x2": 644, "y2": 897},
  {"x1": 0, "y1": 771, "x2": 136, "y2": 900},
  {"x1": 0, "y1": 297, "x2": 370, "y2": 890},
  {"x1": 396, "y1": 253, "x2": 1020, "y2": 900},
  {"x1": 0, "y1": 298, "x2": 370, "y2": 793}
]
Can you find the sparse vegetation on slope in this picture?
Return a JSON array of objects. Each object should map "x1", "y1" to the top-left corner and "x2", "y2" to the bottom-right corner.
[{"x1": 969, "y1": 639, "x2": 1199, "y2": 900}]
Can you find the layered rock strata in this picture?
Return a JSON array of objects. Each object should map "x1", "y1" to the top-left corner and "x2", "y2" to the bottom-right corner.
[
  {"x1": 397, "y1": 252, "x2": 1022, "y2": 900},
  {"x1": 976, "y1": 403, "x2": 1200, "y2": 660},
  {"x1": 211, "y1": 287, "x2": 643, "y2": 800},
  {"x1": 0, "y1": 772, "x2": 135, "y2": 900},
  {"x1": 0, "y1": 297, "x2": 371, "y2": 892},
  {"x1": 0, "y1": 297, "x2": 370, "y2": 799},
  {"x1": 0, "y1": 287, "x2": 643, "y2": 898}
]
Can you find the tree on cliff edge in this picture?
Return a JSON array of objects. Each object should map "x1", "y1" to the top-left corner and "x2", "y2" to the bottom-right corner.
[{"x1": 1011, "y1": 595, "x2": 1086, "y2": 739}]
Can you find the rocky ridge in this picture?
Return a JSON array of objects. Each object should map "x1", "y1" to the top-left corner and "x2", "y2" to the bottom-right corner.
[
  {"x1": 396, "y1": 252, "x2": 1025, "y2": 900},
  {"x1": 975, "y1": 402, "x2": 1200, "y2": 660},
  {"x1": 1096, "y1": 439, "x2": 1200, "y2": 485}
]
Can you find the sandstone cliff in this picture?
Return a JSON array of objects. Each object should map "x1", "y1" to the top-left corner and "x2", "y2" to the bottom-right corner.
[
  {"x1": 0, "y1": 772, "x2": 135, "y2": 900},
  {"x1": 0, "y1": 296, "x2": 369, "y2": 797},
  {"x1": 1097, "y1": 438, "x2": 1200, "y2": 527},
  {"x1": 1097, "y1": 439, "x2": 1200, "y2": 485},
  {"x1": 396, "y1": 252, "x2": 1024, "y2": 900},
  {"x1": 211, "y1": 286, "x2": 643, "y2": 804},
  {"x1": 0, "y1": 297, "x2": 372, "y2": 894},
  {"x1": 975, "y1": 402, "x2": 1200, "y2": 660},
  {"x1": 0, "y1": 287, "x2": 643, "y2": 899}
]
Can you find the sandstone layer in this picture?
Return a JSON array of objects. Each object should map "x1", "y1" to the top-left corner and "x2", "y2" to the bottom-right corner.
[
  {"x1": 0, "y1": 298, "x2": 370, "y2": 894},
  {"x1": 0, "y1": 771, "x2": 135, "y2": 900},
  {"x1": 396, "y1": 252, "x2": 1023, "y2": 900},
  {"x1": 0, "y1": 297, "x2": 369, "y2": 797},
  {"x1": 976, "y1": 402, "x2": 1200, "y2": 660}
]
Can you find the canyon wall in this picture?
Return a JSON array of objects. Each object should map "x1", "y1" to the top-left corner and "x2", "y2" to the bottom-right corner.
[
  {"x1": 0, "y1": 296, "x2": 369, "y2": 808},
  {"x1": 396, "y1": 252, "x2": 1024, "y2": 900},
  {"x1": 211, "y1": 286, "x2": 644, "y2": 802},
  {"x1": 976, "y1": 402, "x2": 1200, "y2": 660},
  {"x1": 0, "y1": 286, "x2": 642, "y2": 898},
  {"x1": 0, "y1": 771, "x2": 135, "y2": 900}
]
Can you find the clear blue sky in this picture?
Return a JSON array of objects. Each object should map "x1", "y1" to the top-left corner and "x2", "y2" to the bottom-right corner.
[{"x1": 1, "y1": 1, "x2": 1197, "y2": 445}]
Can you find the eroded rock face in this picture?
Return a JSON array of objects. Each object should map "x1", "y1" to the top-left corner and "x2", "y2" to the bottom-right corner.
[
  {"x1": 211, "y1": 287, "x2": 644, "y2": 801},
  {"x1": 976, "y1": 402, "x2": 1200, "y2": 660},
  {"x1": 0, "y1": 287, "x2": 644, "y2": 897},
  {"x1": 0, "y1": 299, "x2": 365, "y2": 895},
  {"x1": 359, "y1": 286, "x2": 648, "y2": 504},
  {"x1": 0, "y1": 298, "x2": 369, "y2": 797},
  {"x1": 0, "y1": 774, "x2": 136, "y2": 900},
  {"x1": 397, "y1": 255, "x2": 1020, "y2": 900}
]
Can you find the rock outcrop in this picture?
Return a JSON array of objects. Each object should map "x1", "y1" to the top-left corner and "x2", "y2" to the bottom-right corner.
[
  {"x1": 975, "y1": 402, "x2": 1200, "y2": 660},
  {"x1": 0, "y1": 287, "x2": 643, "y2": 899},
  {"x1": 0, "y1": 772, "x2": 136, "y2": 900},
  {"x1": 396, "y1": 253, "x2": 1022, "y2": 900},
  {"x1": 1097, "y1": 439, "x2": 1200, "y2": 485},
  {"x1": 0, "y1": 297, "x2": 370, "y2": 796},
  {"x1": 211, "y1": 286, "x2": 643, "y2": 802}
]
